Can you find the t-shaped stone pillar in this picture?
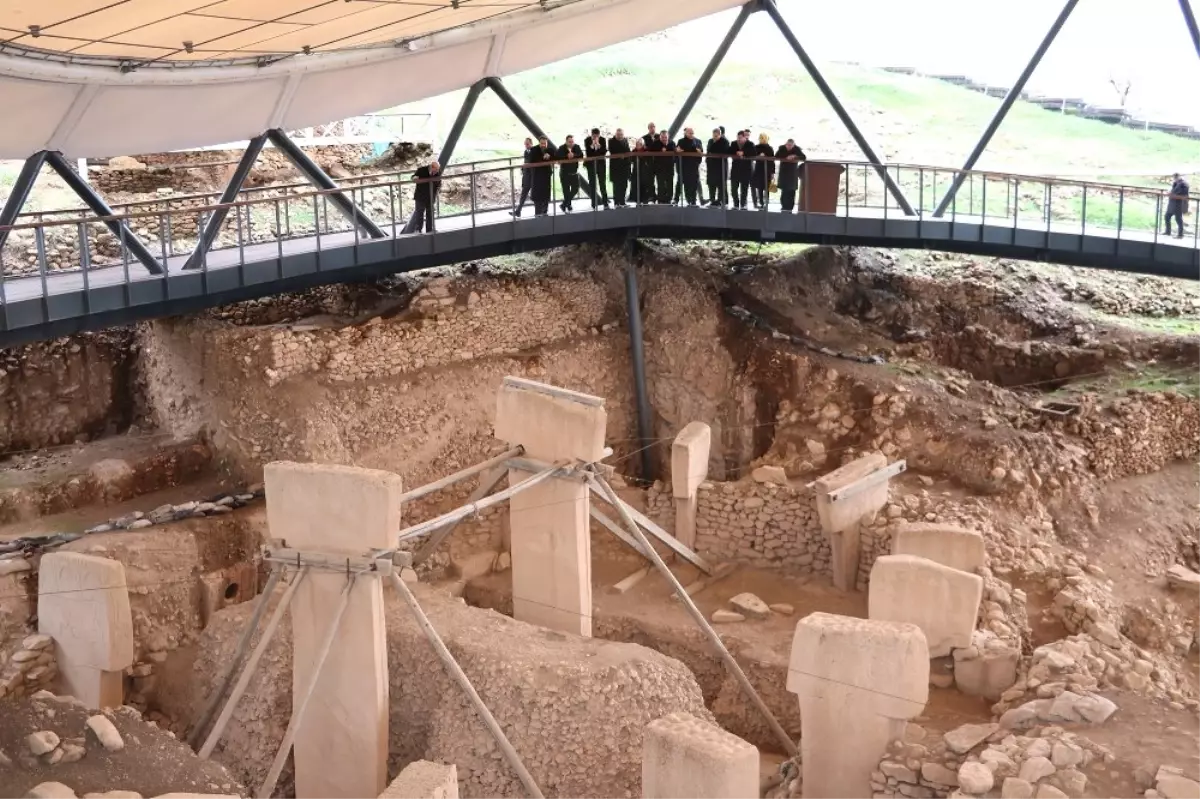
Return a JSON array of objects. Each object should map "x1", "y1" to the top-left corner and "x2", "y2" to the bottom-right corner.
[
  {"x1": 671, "y1": 422, "x2": 711, "y2": 550},
  {"x1": 495, "y1": 377, "x2": 607, "y2": 637},
  {"x1": 868, "y1": 554, "x2": 983, "y2": 657},
  {"x1": 642, "y1": 712, "x2": 759, "y2": 799},
  {"x1": 813, "y1": 453, "x2": 890, "y2": 591},
  {"x1": 264, "y1": 461, "x2": 403, "y2": 799},
  {"x1": 38, "y1": 552, "x2": 134, "y2": 709},
  {"x1": 787, "y1": 612, "x2": 929, "y2": 798}
]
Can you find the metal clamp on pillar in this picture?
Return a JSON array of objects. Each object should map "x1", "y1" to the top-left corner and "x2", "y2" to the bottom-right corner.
[{"x1": 261, "y1": 545, "x2": 399, "y2": 575}]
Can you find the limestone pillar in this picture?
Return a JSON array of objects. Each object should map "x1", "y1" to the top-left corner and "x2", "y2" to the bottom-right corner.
[
  {"x1": 380, "y1": 761, "x2": 459, "y2": 799},
  {"x1": 868, "y1": 554, "x2": 983, "y2": 657},
  {"x1": 891, "y1": 522, "x2": 985, "y2": 574},
  {"x1": 813, "y1": 453, "x2": 890, "y2": 591},
  {"x1": 671, "y1": 422, "x2": 711, "y2": 550},
  {"x1": 642, "y1": 712, "x2": 759, "y2": 799},
  {"x1": 495, "y1": 377, "x2": 607, "y2": 637},
  {"x1": 38, "y1": 552, "x2": 134, "y2": 709},
  {"x1": 787, "y1": 612, "x2": 929, "y2": 799},
  {"x1": 264, "y1": 462, "x2": 403, "y2": 799}
]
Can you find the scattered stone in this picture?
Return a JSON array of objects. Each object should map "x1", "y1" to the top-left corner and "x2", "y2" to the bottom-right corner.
[
  {"x1": 85, "y1": 715, "x2": 124, "y2": 752},
  {"x1": 1001, "y1": 777, "x2": 1035, "y2": 799},
  {"x1": 83, "y1": 793, "x2": 142, "y2": 799},
  {"x1": 881, "y1": 762, "x2": 918, "y2": 782},
  {"x1": 1018, "y1": 756, "x2": 1056, "y2": 783},
  {"x1": 27, "y1": 730, "x2": 60, "y2": 756},
  {"x1": 930, "y1": 670, "x2": 955, "y2": 689},
  {"x1": 711, "y1": 609, "x2": 745, "y2": 623},
  {"x1": 1050, "y1": 742, "x2": 1083, "y2": 768},
  {"x1": 128, "y1": 519, "x2": 153, "y2": 530},
  {"x1": 921, "y1": 762, "x2": 959, "y2": 787},
  {"x1": 493, "y1": 551, "x2": 511, "y2": 572},
  {"x1": 22, "y1": 634, "x2": 52, "y2": 651},
  {"x1": 751, "y1": 465, "x2": 789, "y2": 485},
  {"x1": 1034, "y1": 786, "x2": 1067, "y2": 799},
  {"x1": 768, "y1": 603, "x2": 794, "y2": 616},
  {"x1": 1025, "y1": 738, "x2": 1052, "y2": 759},
  {"x1": 728, "y1": 592, "x2": 770, "y2": 620},
  {"x1": 944, "y1": 722, "x2": 998, "y2": 754},
  {"x1": 1073, "y1": 694, "x2": 1118, "y2": 724},
  {"x1": 1156, "y1": 766, "x2": 1200, "y2": 799},
  {"x1": 1166, "y1": 564, "x2": 1200, "y2": 592},
  {"x1": 958, "y1": 762, "x2": 995, "y2": 794},
  {"x1": 0, "y1": 558, "x2": 33, "y2": 575},
  {"x1": 60, "y1": 743, "x2": 86, "y2": 763}
]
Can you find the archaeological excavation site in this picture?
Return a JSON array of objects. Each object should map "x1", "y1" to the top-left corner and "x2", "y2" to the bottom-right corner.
[{"x1": 1, "y1": 236, "x2": 1198, "y2": 799}]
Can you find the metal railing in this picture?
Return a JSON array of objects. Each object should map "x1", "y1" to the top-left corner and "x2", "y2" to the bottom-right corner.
[{"x1": 1, "y1": 154, "x2": 1195, "y2": 303}]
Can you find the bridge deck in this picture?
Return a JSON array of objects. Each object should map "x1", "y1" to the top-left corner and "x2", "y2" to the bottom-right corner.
[{"x1": 1, "y1": 165, "x2": 1197, "y2": 346}]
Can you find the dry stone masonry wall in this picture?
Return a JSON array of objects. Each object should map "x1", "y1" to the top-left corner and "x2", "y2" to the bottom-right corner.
[{"x1": 1, "y1": 633, "x2": 58, "y2": 700}]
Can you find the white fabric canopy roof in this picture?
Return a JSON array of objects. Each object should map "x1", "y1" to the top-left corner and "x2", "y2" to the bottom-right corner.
[{"x1": 0, "y1": 0, "x2": 743, "y2": 158}]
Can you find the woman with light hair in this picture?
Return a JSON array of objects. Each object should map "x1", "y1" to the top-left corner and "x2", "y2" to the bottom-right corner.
[{"x1": 751, "y1": 132, "x2": 776, "y2": 209}]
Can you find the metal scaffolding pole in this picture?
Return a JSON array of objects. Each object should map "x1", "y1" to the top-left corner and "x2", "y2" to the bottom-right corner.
[
  {"x1": 44, "y1": 151, "x2": 165, "y2": 275},
  {"x1": 932, "y1": 0, "x2": 1079, "y2": 217},
  {"x1": 437, "y1": 79, "x2": 488, "y2": 166},
  {"x1": 761, "y1": 0, "x2": 916, "y2": 216},
  {"x1": 265, "y1": 128, "x2": 386, "y2": 239},
  {"x1": 485, "y1": 76, "x2": 591, "y2": 196},
  {"x1": 668, "y1": 2, "x2": 759, "y2": 138},
  {"x1": 1181, "y1": 0, "x2": 1200, "y2": 60},
  {"x1": 0, "y1": 150, "x2": 47, "y2": 252},
  {"x1": 623, "y1": 240, "x2": 655, "y2": 483},
  {"x1": 183, "y1": 133, "x2": 266, "y2": 271}
]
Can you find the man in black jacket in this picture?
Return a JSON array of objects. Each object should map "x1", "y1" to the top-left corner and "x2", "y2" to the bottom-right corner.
[
  {"x1": 557, "y1": 134, "x2": 583, "y2": 212},
  {"x1": 642, "y1": 122, "x2": 658, "y2": 148},
  {"x1": 650, "y1": 131, "x2": 676, "y2": 203},
  {"x1": 1165, "y1": 172, "x2": 1190, "y2": 238},
  {"x1": 511, "y1": 137, "x2": 534, "y2": 217},
  {"x1": 584, "y1": 128, "x2": 610, "y2": 209},
  {"x1": 675, "y1": 127, "x2": 704, "y2": 206},
  {"x1": 528, "y1": 135, "x2": 555, "y2": 216},
  {"x1": 705, "y1": 127, "x2": 730, "y2": 207},
  {"x1": 409, "y1": 159, "x2": 441, "y2": 232},
  {"x1": 775, "y1": 138, "x2": 807, "y2": 212},
  {"x1": 609, "y1": 128, "x2": 632, "y2": 206},
  {"x1": 729, "y1": 131, "x2": 755, "y2": 210}
]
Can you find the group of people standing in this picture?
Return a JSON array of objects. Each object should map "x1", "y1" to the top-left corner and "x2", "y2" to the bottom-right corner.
[{"x1": 511, "y1": 123, "x2": 809, "y2": 217}]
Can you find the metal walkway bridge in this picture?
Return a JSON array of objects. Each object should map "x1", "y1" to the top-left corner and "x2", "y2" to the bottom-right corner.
[{"x1": 0, "y1": 155, "x2": 1196, "y2": 346}]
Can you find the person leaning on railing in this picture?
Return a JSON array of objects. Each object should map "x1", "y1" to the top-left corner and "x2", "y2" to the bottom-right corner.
[
  {"x1": 527, "y1": 135, "x2": 555, "y2": 216},
  {"x1": 752, "y1": 133, "x2": 776, "y2": 210},
  {"x1": 510, "y1": 137, "x2": 534, "y2": 218},
  {"x1": 556, "y1": 134, "x2": 584, "y2": 213},
  {"x1": 775, "y1": 138, "x2": 807, "y2": 212},
  {"x1": 408, "y1": 159, "x2": 440, "y2": 233},
  {"x1": 1164, "y1": 172, "x2": 1190, "y2": 239},
  {"x1": 609, "y1": 128, "x2": 632, "y2": 207}
]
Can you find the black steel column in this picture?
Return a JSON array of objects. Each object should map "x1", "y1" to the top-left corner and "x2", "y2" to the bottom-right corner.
[
  {"x1": 183, "y1": 133, "x2": 266, "y2": 271},
  {"x1": 265, "y1": 128, "x2": 386, "y2": 238},
  {"x1": 438, "y1": 79, "x2": 488, "y2": 166},
  {"x1": 762, "y1": 0, "x2": 916, "y2": 216},
  {"x1": 44, "y1": 151, "x2": 164, "y2": 275},
  {"x1": 933, "y1": 0, "x2": 1079, "y2": 216},
  {"x1": 668, "y1": 2, "x2": 759, "y2": 138},
  {"x1": 485, "y1": 77, "x2": 592, "y2": 198},
  {"x1": 623, "y1": 238, "x2": 655, "y2": 483},
  {"x1": 0, "y1": 150, "x2": 47, "y2": 252},
  {"x1": 1181, "y1": 0, "x2": 1200, "y2": 60}
]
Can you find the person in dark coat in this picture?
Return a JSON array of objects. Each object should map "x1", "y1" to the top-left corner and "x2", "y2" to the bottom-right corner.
[
  {"x1": 728, "y1": 131, "x2": 755, "y2": 210},
  {"x1": 1165, "y1": 172, "x2": 1190, "y2": 238},
  {"x1": 584, "y1": 128, "x2": 610, "y2": 209},
  {"x1": 511, "y1": 137, "x2": 534, "y2": 217},
  {"x1": 642, "y1": 122, "x2": 658, "y2": 148},
  {"x1": 633, "y1": 138, "x2": 655, "y2": 204},
  {"x1": 609, "y1": 128, "x2": 632, "y2": 206},
  {"x1": 705, "y1": 127, "x2": 730, "y2": 207},
  {"x1": 751, "y1": 133, "x2": 776, "y2": 209},
  {"x1": 774, "y1": 138, "x2": 807, "y2": 212},
  {"x1": 651, "y1": 131, "x2": 676, "y2": 203},
  {"x1": 409, "y1": 159, "x2": 441, "y2": 233},
  {"x1": 528, "y1": 135, "x2": 555, "y2": 216},
  {"x1": 674, "y1": 127, "x2": 704, "y2": 206},
  {"x1": 556, "y1": 134, "x2": 583, "y2": 212}
]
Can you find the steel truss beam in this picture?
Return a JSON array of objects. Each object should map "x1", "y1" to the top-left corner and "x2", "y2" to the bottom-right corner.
[
  {"x1": 46, "y1": 151, "x2": 165, "y2": 275},
  {"x1": 183, "y1": 133, "x2": 267, "y2": 271},
  {"x1": 933, "y1": 0, "x2": 1079, "y2": 217},
  {"x1": 761, "y1": 0, "x2": 916, "y2": 216},
  {"x1": 437, "y1": 79, "x2": 489, "y2": 167},
  {"x1": 0, "y1": 150, "x2": 47, "y2": 253},
  {"x1": 1181, "y1": 0, "x2": 1200, "y2": 60},
  {"x1": 668, "y1": 2, "x2": 758, "y2": 138},
  {"x1": 265, "y1": 128, "x2": 386, "y2": 239}
]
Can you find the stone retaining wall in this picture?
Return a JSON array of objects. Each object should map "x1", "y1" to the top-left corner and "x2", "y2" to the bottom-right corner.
[{"x1": 1, "y1": 633, "x2": 58, "y2": 700}]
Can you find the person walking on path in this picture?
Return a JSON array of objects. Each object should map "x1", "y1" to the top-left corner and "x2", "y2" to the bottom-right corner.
[{"x1": 1165, "y1": 172, "x2": 1190, "y2": 238}]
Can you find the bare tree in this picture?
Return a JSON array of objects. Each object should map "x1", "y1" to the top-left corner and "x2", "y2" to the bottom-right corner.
[{"x1": 1108, "y1": 72, "x2": 1133, "y2": 109}]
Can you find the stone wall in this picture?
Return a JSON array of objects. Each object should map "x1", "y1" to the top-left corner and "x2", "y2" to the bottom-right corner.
[
  {"x1": 1, "y1": 633, "x2": 58, "y2": 700},
  {"x1": 0, "y1": 331, "x2": 137, "y2": 456}
]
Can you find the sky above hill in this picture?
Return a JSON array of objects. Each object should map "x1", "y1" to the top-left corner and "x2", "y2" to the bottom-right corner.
[{"x1": 675, "y1": 0, "x2": 1200, "y2": 126}]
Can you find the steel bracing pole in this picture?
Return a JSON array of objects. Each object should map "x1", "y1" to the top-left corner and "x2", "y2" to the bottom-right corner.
[
  {"x1": 437, "y1": 79, "x2": 488, "y2": 166},
  {"x1": 0, "y1": 150, "x2": 47, "y2": 252},
  {"x1": 1181, "y1": 0, "x2": 1200, "y2": 60},
  {"x1": 932, "y1": 0, "x2": 1079, "y2": 217},
  {"x1": 265, "y1": 128, "x2": 386, "y2": 239},
  {"x1": 44, "y1": 151, "x2": 164, "y2": 275},
  {"x1": 761, "y1": 0, "x2": 915, "y2": 216},
  {"x1": 184, "y1": 133, "x2": 266, "y2": 271},
  {"x1": 484, "y1": 77, "x2": 592, "y2": 199},
  {"x1": 623, "y1": 240, "x2": 656, "y2": 483},
  {"x1": 668, "y1": 3, "x2": 759, "y2": 138}
]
